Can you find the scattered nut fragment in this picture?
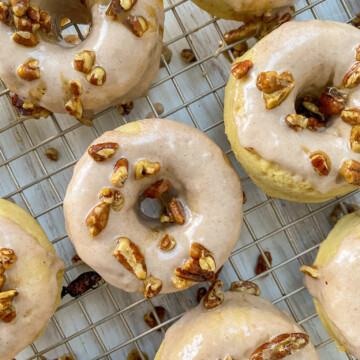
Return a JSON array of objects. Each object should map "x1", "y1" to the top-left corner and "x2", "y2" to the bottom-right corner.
[
  {"x1": 85, "y1": 203, "x2": 110, "y2": 237},
  {"x1": 134, "y1": 159, "x2": 160, "y2": 179},
  {"x1": 45, "y1": 147, "x2": 58, "y2": 161},
  {"x1": 224, "y1": 23, "x2": 257, "y2": 45},
  {"x1": 285, "y1": 114, "x2": 308, "y2": 132},
  {"x1": 340, "y1": 159, "x2": 360, "y2": 185},
  {"x1": 353, "y1": 13, "x2": 360, "y2": 29},
  {"x1": 171, "y1": 275, "x2": 194, "y2": 289},
  {"x1": 255, "y1": 251, "x2": 272, "y2": 275},
  {"x1": 144, "y1": 305, "x2": 165, "y2": 328},
  {"x1": 230, "y1": 280, "x2": 261, "y2": 296},
  {"x1": 73, "y1": 50, "x2": 95, "y2": 74},
  {"x1": 168, "y1": 198, "x2": 186, "y2": 225},
  {"x1": 331, "y1": 202, "x2": 359, "y2": 224},
  {"x1": 11, "y1": 0, "x2": 29, "y2": 17},
  {"x1": 69, "y1": 80, "x2": 83, "y2": 97},
  {"x1": 203, "y1": 280, "x2": 224, "y2": 310},
  {"x1": 159, "y1": 234, "x2": 176, "y2": 251},
  {"x1": 143, "y1": 179, "x2": 171, "y2": 199},
  {"x1": 180, "y1": 49, "x2": 196, "y2": 63},
  {"x1": 231, "y1": 60, "x2": 253, "y2": 79},
  {"x1": 10, "y1": 93, "x2": 51, "y2": 119},
  {"x1": 300, "y1": 265, "x2": 319, "y2": 279},
  {"x1": 55, "y1": 355, "x2": 75, "y2": 360},
  {"x1": 343, "y1": 62, "x2": 360, "y2": 88},
  {"x1": 113, "y1": 237, "x2": 147, "y2": 280},
  {"x1": 319, "y1": 88, "x2": 345, "y2": 115},
  {"x1": 88, "y1": 142, "x2": 119, "y2": 162},
  {"x1": 350, "y1": 125, "x2": 360, "y2": 153},
  {"x1": 111, "y1": 158, "x2": 128, "y2": 187},
  {"x1": 62, "y1": 271, "x2": 102, "y2": 298},
  {"x1": 142, "y1": 275, "x2": 163, "y2": 298},
  {"x1": 242, "y1": 191, "x2": 247, "y2": 204},
  {"x1": 309, "y1": 151, "x2": 331, "y2": 176},
  {"x1": 117, "y1": 101, "x2": 134, "y2": 115},
  {"x1": 65, "y1": 97, "x2": 83, "y2": 119},
  {"x1": 125, "y1": 15, "x2": 148, "y2": 37},
  {"x1": 71, "y1": 254, "x2": 81, "y2": 263},
  {"x1": 0, "y1": 3, "x2": 12, "y2": 25},
  {"x1": 126, "y1": 349, "x2": 149, "y2": 360},
  {"x1": 12, "y1": 31, "x2": 38, "y2": 47},
  {"x1": 39, "y1": 10, "x2": 51, "y2": 33},
  {"x1": 196, "y1": 287, "x2": 207, "y2": 303},
  {"x1": 86, "y1": 66, "x2": 106, "y2": 86},
  {"x1": 120, "y1": 0, "x2": 137, "y2": 10},
  {"x1": 341, "y1": 108, "x2": 360, "y2": 125},
  {"x1": 17, "y1": 59, "x2": 40, "y2": 81}
]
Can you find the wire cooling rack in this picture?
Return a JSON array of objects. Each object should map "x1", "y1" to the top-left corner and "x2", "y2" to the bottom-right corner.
[{"x1": 1, "y1": 0, "x2": 360, "y2": 359}]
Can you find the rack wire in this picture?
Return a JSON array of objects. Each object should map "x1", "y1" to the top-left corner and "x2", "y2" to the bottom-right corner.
[{"x1": 1, "y1": 0, "x2": 359, "y2": 359}]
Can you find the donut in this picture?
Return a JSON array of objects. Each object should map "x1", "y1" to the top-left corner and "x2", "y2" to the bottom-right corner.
[
  {"x1": 63, "y1": 119, "x2": 243, "y2": 297},
  {"x1": 224, "y1": 20, "x2": 360, "y2": 203},
  {"x1": 155, "y1": 282, "x2": 320, "y2": 359},
  {"x1": 302, "y1": 212, "x2": 360, "y2": 358},
  {"x1": 0, "y1": 0, "x2": 164, "y2": 122},
  {"x1": 0, "y1": 199, "x2": 64, "y2": 360}
]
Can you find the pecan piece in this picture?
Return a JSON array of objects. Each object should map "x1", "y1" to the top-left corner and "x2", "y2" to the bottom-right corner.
[
  {"x1": 230, "y1": 280, "x2": 261, "y2": 296},
  {"x1": 88, "y1": 142, "x2": 119, "y2": 162},
  {"x1": 143, "y1": 179, "x2": 171, "y2": 199},
  {"x1": 13, "y1": 15, "x2": 32, "y2": 31},
  {"x1": 113, "y1": 237, "x2": 147, "y2": 280},
  {"x1": 285, "y1": 114, "x2": 308, "y2": 132},
  {"x1": 86, "y1": 66, "x2": 106, "y2": 86},
  {"x1": 180, "y1": 49, "x2": 196, "y2": 63},
  {"x1": 142, "y1": 275, "x2": 162, "y2": 298},
  {"x1": 300, "y1": 265, "x2": 319, "y2": 279},
  {"x1": 118, "y1": 101, "x2": 134, "y2": 115},
  {"x1": 65, "y1": 97, "x2": 83, "y2": 120},
  {"x1": 26, "y1": 3, "x2": 39, "y2": 22},
  {"x1": 249, "y1": 333, "x2": 310, "y2": 360},
  {"x1": 73, "y1": 50, "x2": 95, "y2": 74},
  {"x1": 341, "y1": 108, "x2": 360, "y2": 125},
  {"x1": 159, "y1": 234, "x2": 176, "y2": 251},
  {"x1": 309, "y1": 151, "x2": 331, "y2": 176},
  {"x1": 224, "y1": 23, "x2": 257, "y2": 45},
  {"x1": 45, "y1": 147, "x2": 58, "y2": 161},
  {"x1": 168, "y1": 198, "x2": 186, "y2": 225},
  {"x1": 120, "y1": 0, "x2": 137, "y2": 10},
  {"x1": 0, "y1": 290, "x2": 19, "y2": 312},
  {"x1": 171, "y1": 275, "x2": 194, "y2": 289},
  {"x1": 319, "y1": 88, "x2": 345, "y2": 115},
  {"x1": 203, "y1": 280, "x2": 224, "y2": 310},
  {"x1": 12, "y1": 31, "x2": 38, "y2": 47},
  {"x1": 69, "y1": 80, "x2": 83, "y2": 97},
  {"x1": 134, "y1": 160, "x2": 160, "y2": 179},
  {"x1": 231, "y1": 60, "x2": 253, "y2": 79},
  {"x1": 0, "y1": 248, "x2": 17, "y2": 269},
  {"x1": 111, "y1": 158, "x2": 128, "y2": 187},
  {"x1": 125, "y1": 15, "x2": 147, "y2": 37},
  {"x1": 255, "y1": 251, "x2": 272, "y2": 275},
  {"x1": 350, "y1": 125, "x2": 360, "y2": 153},
  {"x1": 99, "y1": 188, "x2": 124, "y2": 211},
  {"x1": 39, "y1": 10, "x2": 51, "y2": 33},
  {"x1": 11, "y1": 0, "x2": 29, "y2": 16},
  {"x1": 17, "y1": 59, "x2": 40, "y2": 81},
  {"x1": 189, "y1": 242, "x2": 215, "y2": 272},
  {"x1": 343, "y1": 62, "x2": 360, "y2": 88},
  {"x1": 143, "y1": 305, "x2": 165, "y2": 328},
  {"x1": 0, "y1": 3, "x2": 12, "y2": 25},
  {"x1": 340, "y1": 159, "x2": 360, "y2": 185},
  {"x1": 357, "y1": 45, "x2": 360, "y2": 61},
  {"x1": 85, "y1": 203, "x2": 110, "y2": 237}
]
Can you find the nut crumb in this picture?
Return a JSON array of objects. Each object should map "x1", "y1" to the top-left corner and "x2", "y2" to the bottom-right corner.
[
  {"x1": 180, "y1": 49, "x2": 196, "y2": 63},
  {"x1": 143, "y1": 306, "x2": 166, "y2": 329},
  {"x1": 45, "y1": 147, "x2": 58, "y2": 161},
  {"x1": 255, "y1": 251, "x2": 272, "y2": 274}
]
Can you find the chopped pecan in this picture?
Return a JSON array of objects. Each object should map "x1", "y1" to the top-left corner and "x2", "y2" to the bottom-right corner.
[
  {"x1": 86, "y1": 66, "x2": 106, "y2": 86},
  {"x1": 0, "y1": 249, "x2": 17, "y2": 270},
  {"x1": 0, "y1": 3, "x2": 12, "y2": 25},
  {"x1": 39, "y1": 10, "x2": 51, "y2": 33},
  {"x1": 125, "y1": 15, "x2": 148, "y2": 37},
  {"x1": 180, "y1": 49, "x2": 196, "y2": 63},
  {"x1": 224, "y1": 23, "x2": 257, "y2": 45},
  {"x1": 142, "y1": 276, "x2": 162, "y2": 298},
  {"x1": 309, "y1": 151, "x2": 331, "y2": 176},
  {"x1": 73, "y1": 50, "x2": 95, "y2": 74},
  {"x1": 12, "y1": 31, "x2": 38, "y2": 47},
  {"x1": 340, "y1": 159, "x2": 360, "y2": 185},
  {"x1": 26, "y1": 3, "x2": 39, "y2": 22},
  {"x1": 285, "y1": 114, "x2": 308, "y2": 132},
  {"x1": 65, "y1": 97, "x2": 83, "y2": 120},
  {"x1": 0, "y1": 305, "x2": 16, "y2": 323},
  {"x1": 0, "y1": 290, "x2": 19, "y2": 319},
  {"x1": 189, "y1": 242, "x2": 215, "y2": 271},
  {"x1": 112, "y1": 190, "x2": 125, "y2": 211},
  {"x1": 143, "y1": 179, "x2": 171, "y2": 199},
  {"x1": 231, "y1": 60, "x2": 253, "y2": 79},
  {"x1": 120, "y1": 0, "x2": 137, "y2": 10},
  {"x1": 300, "y1": 265, "x2": 319, "y2": 279},
  {"x1": 99, "y1": 188, "x2": 124, "y2": 211},
  {"x1": 85, "y1": 203, "x2": 110, "y2": 237},
  {"x1": 160, "y1": 213, "x2": 175, "y2": 224},
  {"x1": 203, "y1": 280, "x2": 224, "y2": 309},
  {"x1": 343, "y1": 62, "x2": 360, "y2": 88},
  {"x1": 143, "y1": 305, "x2": 165, "y2": 328},
  {"x1": 341, "y1": 108, "x2": 360, "y2": 125},
  {"x1": 159, "y1": 234, "x2": 176, "y2": 251},
  {"x1": 117, "y1": 101, "x2": 134, "y2": 115},
  {"x1": 111, "y1": 158, "x2": 128, "y2": 187},
  {"x1": 197, "y1": 287, "x2": 207, "y2": 303},
  {"x1": 351, "y1": 125, "x2": 360, "y2": 153},
  {"x1": 106, "y1": 0, "x2": 123, "y2": 20},
  {"x1": 319, "y1": 88, "x2": 345, "y2": 115},
  {"x1": 168, "y1": 198, "x2": 186, "y2": 225},
  {"x1": 88, "y1": 142, "x2": 119, "y2": 162},
  {"x1": 69, "y1": 80, "x2": 83, "y2": 97},
  {"x1": 113, "y1": 237, "x2": 147, "y2": 280},
  {"x1": 126, "y1": 349, "x2": 149, "y2": 360},
  {"x1": 230, "y1": 280, "x2": 261, "y2": 296},
  {"x1": 17, "y1": 59, "x2": 40, "y2": 81},
  {"x1": 134, "y1": 160, "x2": 160, "y2": 179},
  {"x1": 11, "y1": 0, "x2": 29, "y2": 17},
  {"x1": 171, "y1": 275, "x2": 194, "y2": 289},
  {"x1": 13, "y1": 15, "x2": 32, "y2": 31},
  {"x1": 307, "y1": 117, "x2": 326, "y2": 132},
  {"x1": 45, "y1": 147, "x2": 58, "y2": 161},
  {"x1": 249, "y1": 333, "x2": 310, "y2": 360},
  {"x1": 255, "y1": 251, "x2": 272, "y2": 275},
  {"x1": 357, "y1": 45, "x2": 360, "y2": 61}
]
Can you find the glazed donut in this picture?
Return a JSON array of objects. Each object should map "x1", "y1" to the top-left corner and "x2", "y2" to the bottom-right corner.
[
  {"x1": 155, "y1": 283, "x2": 320, "y2": 359},
  {"x1": 224, "y1": 20, "x2": 360, "y2": 203},
  {"x1": 63, "y1": 119, "x2": 243, "y2": 296},
  {"x1": 0, "y1": 0, "x2": 164, "y2": 121},
  {"x1": 191, "y1": 0, "x2": 294, "y2": 21},
  {"x1": 0, "y1": 199, "x2": 64, "y2": 360},
  {"x1": 302, "y1": 212, "x2": 360, "y2": 358}
]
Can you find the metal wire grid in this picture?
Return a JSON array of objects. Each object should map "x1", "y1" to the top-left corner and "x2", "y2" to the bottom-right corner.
[{"x1": 0, "y1": 0, "x2": 359, "y2": 359}]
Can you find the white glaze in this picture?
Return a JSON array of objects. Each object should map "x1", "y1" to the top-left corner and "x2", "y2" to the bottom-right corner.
[
  {"x1": 0, "y1": 0, "x2": 164, "y2": 115},
  {"x1": 159, "y1": 292, "x2": 320, "y2": 360},
  {"x1": 230, "y1": 20, "x2": 360, "y2": 194},
  {"x1": 63, "y1": 119, "x2": 243, "y2": 294},
  {"x1": 0, "y1": 216, "x2": 64, "y2": 360},
  {"x1": 305, "y1": 223, "x2": 360, "y2": 358}
]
